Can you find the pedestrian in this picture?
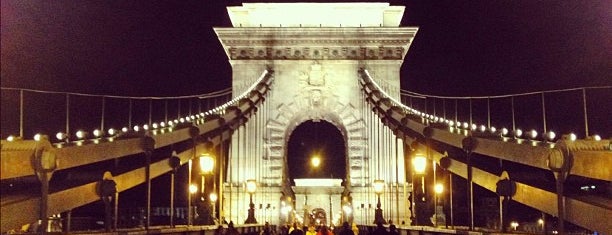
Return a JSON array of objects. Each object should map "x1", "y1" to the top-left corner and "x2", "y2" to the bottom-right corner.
[
  {"x1": 215, "y1": 225, "x2": 225, "y2": 235},
  {"x1": 289, "y1": 223, "x2": 304, "y2": 235},
  {"x1": 261, "y1": 222, "x2": 274, "y2": 235},
  {"x1": 338, "y1": 222, "x2": 354, "y2": 235},
  {"x1": 351, "y1": 223, "x2": 359, "y2": 235},
  {"x1": 317, "y1": 225, "x2": 334, "y2": 235},
  {"x1": 371, "y1": 222, "x2": 388, "y2": 235},
  {"x1": 225, "y1": 221, "x2": 240, "y2": 235},
  {"x1": 388, "y1": 225, "x2": 398, "y2": 235},
  {"x1": 306, "y1": 225, "x2": 317, "y2": 235}
]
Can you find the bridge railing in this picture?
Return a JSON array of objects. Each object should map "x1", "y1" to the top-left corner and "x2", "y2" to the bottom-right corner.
[
  {"x1": 0, "y1": 87, "x2": 232, "y2": 142},
  {"x1": 359, "y1": 68, "x2": 610, "y2": 234},
  {"x1": 367, "y1": 74, "x2": 611, "y2": 141},
  {"x1": 0, "y1": 70, "x2": 274, "y2": 233}
]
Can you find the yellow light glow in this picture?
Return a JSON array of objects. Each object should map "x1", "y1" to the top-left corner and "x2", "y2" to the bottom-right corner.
[
  {"x1": 412, "y1": 154, "x2": 427, "y2": 174},
  {"x1": 209, "y1": 192, "x2": 218, "y2": 202},
  {"x1": 514, "y1": 129, "x2": 523, "y2": 138},
  {"x1": 311, "y1": 156, "x2": 321, "y2": 167},
  {"x1": 34, "y1": 133, "x2": 42, "y2": 141},
  {"x1": 56, "y1": 132, "x2": 66, "y2": 141},
  {"x1": 199, "y1": 154, "x2": 215, "y2": 173},
  {"x1": 342, "y1": 205, "x2": 352, "y2": 214},
  {"x1": 529, "y1": 129, "x2": 538, "y2": 139},
  {"x1": 76, "y1": 130, "x2": 86, "y2": 139},
  {"x1": 373, "y1": 179, "x2": 385, "y2": 193},
  {"x1": 93, "y1": 129, "x2": 102, "y2": 137},
  {"x1": 434, "y1": 183, "x2": 444, "y2": 194},
  {"x1": 189, "y1": 184, "x2": 198, "y2": 194},
  {"x1": 246, "y1": 179, "x2": 257, "y2": 193},
  {"x1": 510, "y1": 221, "x2": 519, "y2": 230}
]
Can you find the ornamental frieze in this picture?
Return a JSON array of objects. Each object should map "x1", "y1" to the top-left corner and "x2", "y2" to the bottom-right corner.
[
  {"x1": 220, "y1": 39, "x2": 412, "y2": 45},
  {"x1": 228, "y1": 46, "x2": 405, "y2": 60}
]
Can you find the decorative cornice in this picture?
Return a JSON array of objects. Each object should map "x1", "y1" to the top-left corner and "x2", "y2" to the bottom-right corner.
[{"x1": 214, "y1": 27, "x2": 418, "y2": 60}]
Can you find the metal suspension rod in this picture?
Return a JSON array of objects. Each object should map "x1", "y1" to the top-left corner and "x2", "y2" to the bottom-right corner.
[
  {"x1": 66, "y1": 94, "x2": 70, "y2": 135},
  {"x1": 469, "y1": 98, "x2": 473, "y2": 126},
  {"x1": 582, "y1": 88, "x2": 589, "y2": 137},
  {"x1": 487, "y1": 98, "x2": 491, "y2": 128},
  {"x1": 177, "y1": 99, "x2": 181, "y2": 119},
  {"x1": 100, "y1": 97, "x2": 106, "y2": 131},
  {"x1": 511, "y1": 97, "x2": 516, "y2": 131},
  {"x1": 454, "y1": 100, "x2": 458, "y2": 124},
  {"x1": 20, "y1": 90, "x2": 24, "y2": 137},
  {"x1": 128, "y1": 99, "x2": 132, "y2": 128},
  {"x1": 164, "y1": 100, "x2": 168, "y2": 123},
  {"x1": 541, "y1": 93, "x2": 547, "y2": 134},
  {"x1": 443, "y1": 99, "x2": 446, "y2": 120},
  {"x1": 433, "y1": 97, "x2": 436, "y2": 116},
  {"x1": 148, "y1": 99, "x2": 152, "y2": 125}
]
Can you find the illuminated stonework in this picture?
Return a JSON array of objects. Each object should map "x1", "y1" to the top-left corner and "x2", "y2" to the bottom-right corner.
[
  {"x1": 216, "y1": 2, "x2": 417, "y2": 225},
  {"x1": 216, "y1": 28, "x2": 415, "y2": 60},
  {"x1": 226, "y1": 3, "x2": 405, "y2": 27}
]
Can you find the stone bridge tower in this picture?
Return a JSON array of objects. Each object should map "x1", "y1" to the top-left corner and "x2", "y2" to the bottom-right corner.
[{"x1": 214, "y1": 3, "x2": 418, "y2": 225}]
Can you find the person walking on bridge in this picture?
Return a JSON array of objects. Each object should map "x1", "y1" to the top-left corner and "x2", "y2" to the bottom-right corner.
[
  {"x1": 261, "y1": 222, "x2": 275, "y2": 235},
  {"x1": 225, "y1": 221, "x2": 240, "y2": 235},
  {"x1": 338, "y1": 222, "x2": 354, "y2": 235},
  {"x1": 371, "y1": 222, "x2": 388, "y2": 235},
  {"x1": 289, "y1": 223, "x2": 304, "y2": 235}
]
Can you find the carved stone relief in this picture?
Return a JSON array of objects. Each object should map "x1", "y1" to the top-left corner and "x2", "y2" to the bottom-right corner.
[{"x1": 228, "y1": 46, "x2": 405, "y2": 60}]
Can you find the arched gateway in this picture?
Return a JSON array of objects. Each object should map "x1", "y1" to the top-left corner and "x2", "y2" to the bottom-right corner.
[{"x1": 214, "y1": 3, "x2": 418, "y2": 226}]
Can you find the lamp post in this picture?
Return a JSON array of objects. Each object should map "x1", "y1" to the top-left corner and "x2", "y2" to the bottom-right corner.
[
  {"x1": 245, "y1": 179, "x2": 258, "y2": 224},
  {"x1": 373, "y1": 179, "x2": 386, "y2": 224},
  {"x1": 188, "y1": 184, "x2": 198, "y2": 225},
  {"x1": 434, "y1": 183, "x2": 444, "y2": 227},
  {"x1": 198, "y1": 153, "x2": 214, "y2": 224},
  {"x1": 210, "y1": 193, "x2": 218, "y2": 223},
  {"x1": 412, "y1": 154, "x2": 427, "y2": 225}
]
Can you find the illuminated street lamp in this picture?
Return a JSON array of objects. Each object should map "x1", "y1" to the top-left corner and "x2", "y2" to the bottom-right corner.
[
  {"x1": 244, "y1": 179, "x2": 258, "y2": 224},
  {"x1": 510, "y1": 221, "x2": 519, "y2": 231},
  {"x1": 198, "y1": 153, "x2": 214, "y2": 224},
  {"x1": 373, "y1": 179, "x2": 386, "y2": 224},
  {"x1": 189, "y1": 184, "x2": 198, "y2": 194},
  {"x1": 412, "y1": 153, "x2": 427, "y2": 225},
  {"x1": 199, "y1": 153, "x2": 214, "y2": 195},
  {"x1": 311, "y1": 155, "x2": 321, "y2": 168},
  {"x1": 188, "y1": 184, "x2": 198, "y2": 225},
  {"x1": 434, "y1": 183, "x2": 444, "y2": 227},
  {"x1": 413, "y1": 154, "x2": 427, "y2": 174},
  {"x1": 210, "y1": 193, "x2": 218, "y2": 222}
]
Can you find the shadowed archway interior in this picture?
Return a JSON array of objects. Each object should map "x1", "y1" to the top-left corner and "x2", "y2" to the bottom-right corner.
[{"x1": 287, "y1": 120, "x2": 346, "y2": 182}]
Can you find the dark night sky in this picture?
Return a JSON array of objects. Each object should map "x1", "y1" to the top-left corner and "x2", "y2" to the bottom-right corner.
[
  {"x1": 2, "y1": 0, "x2": 610, "y2": 97},
  {"x1": 1, "y1": 1, "x2": 609, "y2": 225}
]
